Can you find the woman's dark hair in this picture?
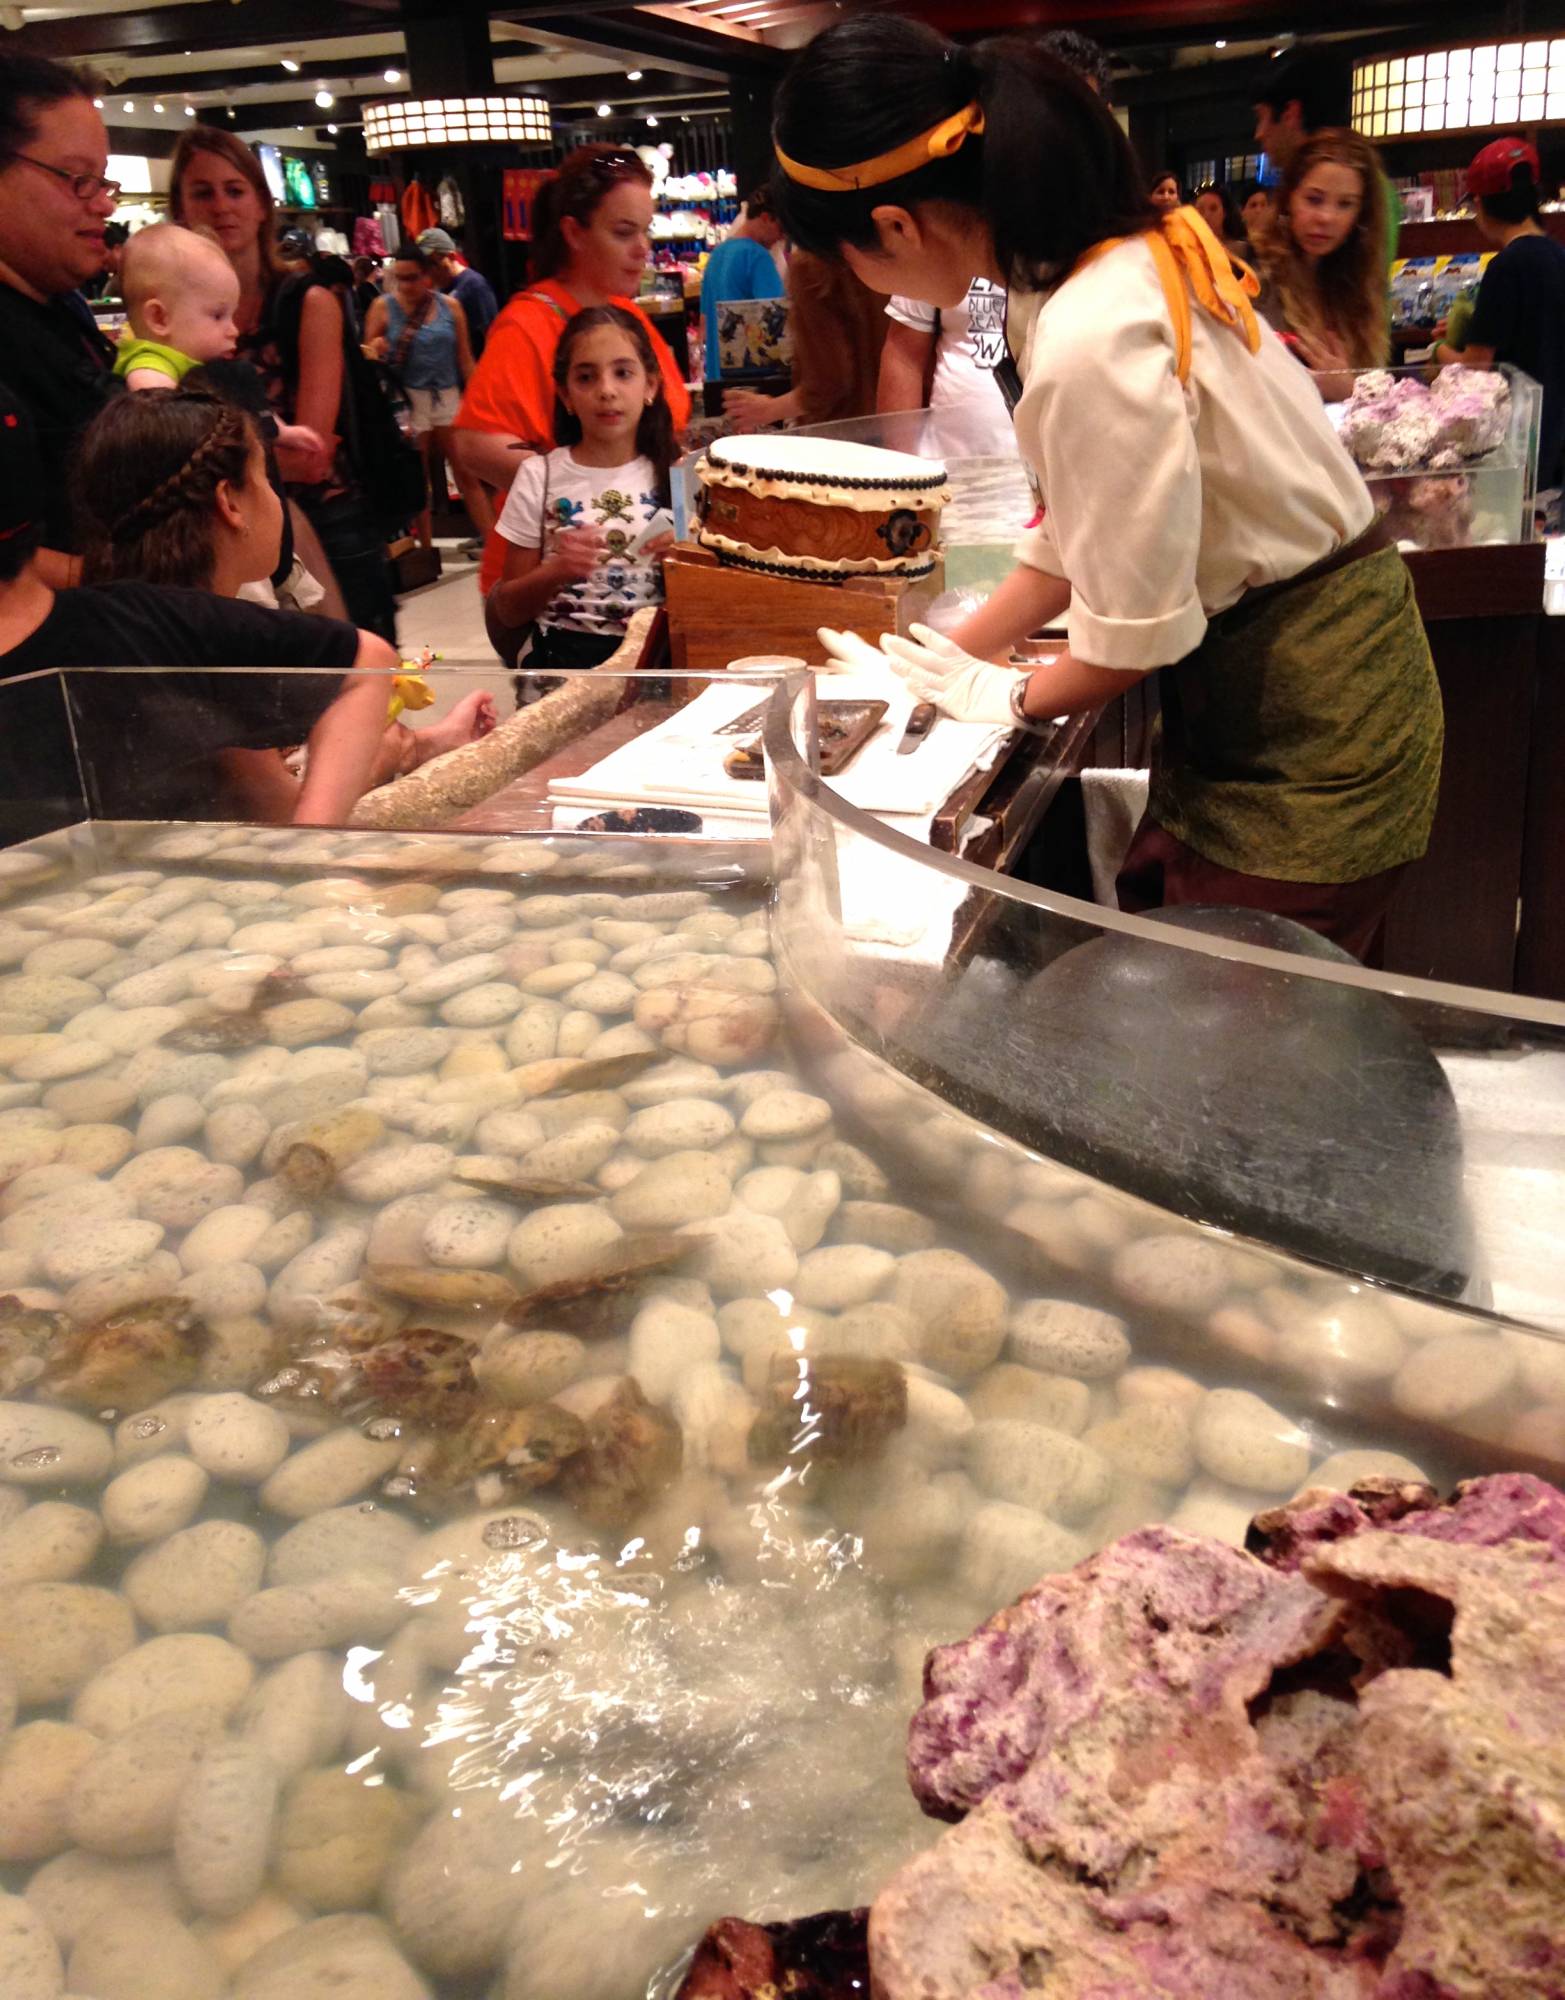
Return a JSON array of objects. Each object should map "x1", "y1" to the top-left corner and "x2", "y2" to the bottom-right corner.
[
  {"x1": 1151, "y1": 168, "x2": 1182, "y2": 196},
  {"x1": 1194, "y1": 181, "x2": 1247, "y2": 241},
  {"x1": 531, "y1": 145, "x2": 653, "y2": 282},
  {"x1": 770, "y1": 16, "x2": 1152, "y2": 291},
  {"x1": 1236, "y1": 177, "x2": 1267, "y2": 206},
  {"x1": 392, "y1": 244, "x2": 433, "y2": 274},
  {"x1": 170, "y1": 124, "x2": 280, "y2": 279},
  {"x1": 0, "y1": 52, "x2": 98, "y2": 158},
  {"x1": 1255, "y1": 47, "x2": 1352, "y2": 135},
  {"x1": 1035, "y1": 28, "x2": 1112, "y2": 98},
  {"x1": 74, "y1": 390, "x2": 260, "y2": 590},
  {"x1": 744, "y1": 184, "x2": 777, "y2": 219},
  {"x1": 1479, "y1": 162, "x2": 1543, "y2": 226},
  {"x1": 551, "y1": 305, "x2": 676, "y2": 505},
  {"x1": 352, "y1": 255, "x2": 377, "y2": 281}
]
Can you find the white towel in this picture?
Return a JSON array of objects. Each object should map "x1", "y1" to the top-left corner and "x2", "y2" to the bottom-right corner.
[{"x1": 1081, "y1": 766, "x2": 1150, "y2": 907}]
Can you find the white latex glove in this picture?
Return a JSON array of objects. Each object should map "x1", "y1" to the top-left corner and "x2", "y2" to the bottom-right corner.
[
  {"x1": 878, "y1": 622, "x2": 1023, "y2": 725},
  {"x1": 816, "y1": 626, "x2": 889, "y2": 675}
]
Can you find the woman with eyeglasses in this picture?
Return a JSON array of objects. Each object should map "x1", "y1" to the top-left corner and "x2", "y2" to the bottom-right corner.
[
  {"x1": 0, "y1": 54, "x2": 124, "y2": 575},
  {"x1": 449, "y1": 145, "x2": 691, "y2": 657}
]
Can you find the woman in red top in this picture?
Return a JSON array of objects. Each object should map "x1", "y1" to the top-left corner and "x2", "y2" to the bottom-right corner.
[{"x1": 452, "y1": 147, "x2": 691, "y2": 634}]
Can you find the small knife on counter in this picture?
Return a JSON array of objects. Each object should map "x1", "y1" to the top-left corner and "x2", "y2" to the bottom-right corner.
[{"x1": 895, "y1": 703, "x2": 938, "y2": 754}]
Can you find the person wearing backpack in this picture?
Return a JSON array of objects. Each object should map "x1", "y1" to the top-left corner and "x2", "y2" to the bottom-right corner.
[{"x1": 171, "y1": 124, "x2": 401, "y2": 643}]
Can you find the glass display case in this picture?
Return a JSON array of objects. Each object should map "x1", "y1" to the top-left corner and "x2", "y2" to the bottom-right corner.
[
  {"x1": 0, "y1": 661, "x2": 1561, "y2": 2000},
  {"x1": 1330, "y1": 360, "x2": 1542, "y2": 548}
]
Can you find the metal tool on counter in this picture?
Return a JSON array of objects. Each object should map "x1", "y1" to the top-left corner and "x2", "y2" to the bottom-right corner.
[{"x1": 895, "y1": 702, "x2": 938, "y2": 754}]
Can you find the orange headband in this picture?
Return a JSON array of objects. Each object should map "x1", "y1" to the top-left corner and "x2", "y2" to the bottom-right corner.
[{"x1": 775, "y1": 102, "x2": 985, "y2": 194}]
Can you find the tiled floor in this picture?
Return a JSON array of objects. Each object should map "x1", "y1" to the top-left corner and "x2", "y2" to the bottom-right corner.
[{"x1": 396, "y1": 541, "x2": 494, "y2": 674}]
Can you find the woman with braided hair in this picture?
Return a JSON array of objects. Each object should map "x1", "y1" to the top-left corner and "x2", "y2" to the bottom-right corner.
[{"x1": 0, "y1": 386, "x2": 491, "y2": 825}]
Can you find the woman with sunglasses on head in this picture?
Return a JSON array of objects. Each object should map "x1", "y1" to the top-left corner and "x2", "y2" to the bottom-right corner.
[
  {"x1": 449, "y1": 146, "x2": 691, "y2": 655},
  {"x1": 791, "y1": 16, "x2": 1441, "y2": 965}
]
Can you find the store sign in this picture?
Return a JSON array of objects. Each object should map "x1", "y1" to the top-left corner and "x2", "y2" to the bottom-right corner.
[
  {"x1": 1353, "y1": 39, "x2": 1565, "y2": 138},
  {"x1": 362, "y1": 95, "x2": 552, "y2": 153}
]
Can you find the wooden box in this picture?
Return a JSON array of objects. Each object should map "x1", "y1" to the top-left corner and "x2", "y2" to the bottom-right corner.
[{"x1": 663, "y1": 542, "x2": 945, "y2": 673}]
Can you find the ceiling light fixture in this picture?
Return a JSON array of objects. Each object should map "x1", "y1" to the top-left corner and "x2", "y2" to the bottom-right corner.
[
  {"x1": 363, "y1": 93, "x2": 553, "y2": 153},
  {"x1": 314, "y1": 88, "x2": 334, "y2": 108},
  {"x1": 1214, "y1": 38, "x2": 1227, "y2": 49},
  {"x1": 383, "y1": 68, "x2": 402, "y2": 84},
  {"x1": 184, "y1": 104, "x2": 196, "y2": 117},
  {"x1": 326, "y1": 123, "x2": 338, "y2": 135},
  {"x1": 646, "y1": 113, "x2": 658, "y2": 127},
  {"x1": 627, "y1": 70, "x2": 643, "y2": 81},
  {"x1": 597, "y1": 102, "x2": 612, "y2": 117},
  {"x1": 92, "y1": 97, "x2": 104, "y2": 109},
  {"x1": 153, "y1": 102, "x2": 165, "y2": 113},
  {"x1": 280, "y1": 56, "x2": 300, "y2": 72},
  {"x1": 123, "y1": 101, "x2": 135, "y2": 114}
]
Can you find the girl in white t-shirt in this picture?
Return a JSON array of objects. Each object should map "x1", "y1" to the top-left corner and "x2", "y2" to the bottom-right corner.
[{"x1": 490, "y1": 306, "x2": 677, "y2": 675}]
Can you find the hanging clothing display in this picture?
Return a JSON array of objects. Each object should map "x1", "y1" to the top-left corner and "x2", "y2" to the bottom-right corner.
[
  {"x1": 437, "y1": 176, "x2": 465, "y2": 228},
  {"x1": 352, "y1": 215, "x2": 386, "y2": 259},
  {"x1": 376, "y1": 204, "x2": 401, "y2": 255},
  {"x1": 503, "y1": 169, "x2": 550, "y2": 242},
  {"x1": 401, "y1": 178, "x2": 438, "y2": 240}
]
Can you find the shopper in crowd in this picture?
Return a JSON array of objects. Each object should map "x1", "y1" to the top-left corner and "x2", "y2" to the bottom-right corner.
[
  {"x1": 699, "y1": 184, "x2": 786, "y2": 389},
  {"x1": 1035, "y1": 28, "x2": 1113, "y2": 99},
  {"x1": 451, "y1": 146, "x2": 691, "y2": 608},
  {"x1": 1254, "y1": 47, "x2": 1398, "y2": 264},
  {"x1": 784, "y1": 15, "x2": 1441, "y2": 963},
  {"x1": 64, "y1": 389, "x2": 492, "y2": 815},
  {"x1": 113, "y1": 223, "x2": 243, "y2": 388},
  {"x1": 363, "y1": 243, "x2": 491, "y2": 553},
  {"x1": 1436, "y1": 137, "x2": 1565, "y2": 493},
  {"x1": 171, "y1": 123, "x2": 398, "y2": 643},
  {"x1": 1237, "y1": 177, "x2": 1275, "y2": 243},
  {"x1": 351, "y1": 255, "x2": 383, "y2": 330},
  {"x1": 1193, "y1": 183, "x2": 1253, "y2": 261},
  {"x1": 1149, "y1": 170, "x2": 1183, "y2": 215},
  {"x1": 727, "y1": 248, "x2": 887, "y2": 432},
  {"x1": 1256, "y1": 129, "x2": 1390, "y2": 394},
  {"x1": 87, "y1": 217, "x2": 130, "y2": 303},
  {"x1": 488, "y1": 305, "x2": 676, "y2": 676},
  {"x1": 0, "y1": 55, "x2": 121, "y2": 574},
  {"x1": 0, "y1": 386, "x2": 392, "y2": 827},
  {"x1": 418, "y1": 226, "x2": 499, "y2": 358}
]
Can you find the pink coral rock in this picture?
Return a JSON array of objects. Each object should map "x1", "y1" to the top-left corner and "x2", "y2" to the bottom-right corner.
[{"x1": 874, "y1": 1474, "x2": 1565, "y2": 2000}]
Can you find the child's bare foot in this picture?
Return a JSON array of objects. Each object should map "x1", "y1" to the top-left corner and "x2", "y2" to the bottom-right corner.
[{"x1": 414, "y1": 690, "x2": 498, "y2": 760}]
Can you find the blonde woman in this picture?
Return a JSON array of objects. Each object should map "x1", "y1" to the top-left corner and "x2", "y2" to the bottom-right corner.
[{"x1": 1256, "y1": 128, "x2": 1389, "y2": 398}]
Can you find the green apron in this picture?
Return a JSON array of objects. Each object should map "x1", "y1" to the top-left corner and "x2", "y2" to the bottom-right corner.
[{"x1": 1148, "y1": 543, "x2": 1444, "y2": 884}]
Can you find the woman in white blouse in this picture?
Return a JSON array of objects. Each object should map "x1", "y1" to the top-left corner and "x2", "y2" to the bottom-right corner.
[{"x1": 776, "y1": 16, "x2": 1442, "y2": 964}]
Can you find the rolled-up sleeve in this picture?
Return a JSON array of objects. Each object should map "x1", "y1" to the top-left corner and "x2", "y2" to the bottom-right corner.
[{"x1": 1023, "y1": 296, "x2": 1208, "y2": 671}]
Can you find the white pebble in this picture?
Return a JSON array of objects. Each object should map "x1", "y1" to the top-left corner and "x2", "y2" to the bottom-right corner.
[
  {"x1": 0, "y1": 1403, "x2": 113, "y2": 1487},
  {"x1": 0, "y1": 1502, "x2": 103, "y2": 1589},
  {"x1": 1391, "y1": 1331, "x2": 1515, "y2": 1423},
  {"x1": 628, "y1": 1297, "x2": 721, "y2": 1405},
  {"x1": 0, "y1": 1891, "x2": 65, "y2": 2000},
  {"x1": 1192, "y1": 1388, "x2": 1311, "y2": 1493},
  {"x1": 739, "y1": 1089, "x2": 832, "y2": 1141},
  {"x1": 258, "y1": 1429, "x2": 403, "y2": 1519},
  {"x1": 124, "y1": 1520, "x2": 267, "y2": 1631},
  {"x1": 101, "y1": 1455, "x2": 211, "y2": 1545},
  {"x1": 1008, "y1": 1299, "x2": 1130, "y2": 1379},
  {"x1": 421, "y1": 1199, "x2": 514, "y2": 1268},
  {"x1": 184, "y1": 1396, "x2": 291, "y2": 1485},
  {"x1": 174, "y1": 1740, "x2": 280, "y2": 1918},
  {"x1": 793, "y1": 1243, "x2": 895, "y2": 1310}
]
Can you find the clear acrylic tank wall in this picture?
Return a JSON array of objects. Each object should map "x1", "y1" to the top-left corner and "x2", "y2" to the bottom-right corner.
[{"x1": 0, "y1": 659, "x2": 1559, "y2": 2000}]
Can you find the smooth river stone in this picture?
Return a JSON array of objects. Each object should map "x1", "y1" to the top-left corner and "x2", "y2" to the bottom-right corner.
[
  {"x1": 65, "y1": 1707, "x2": 225, "y2": 1858},
  {"x1": 737, "y1": 1088, "x2": 832, "y2": 1142},
  {"x1": 1007, "y1": 1299, "x2": 1131, "y2": 1379},
  {"x1": 627, "y1": 1297, "x2": 721, "y2": 1406},
  {"x1": 184, "y1": 1396, "x2": 291, "y2": 1484},
  {"x1": 966, "y1": 1419, "x2": 1113, "y2": 1525},
  {"x1": 422, "y1": 1199, "x2": 514, "y2": 1268},
  {"x1": 67, "y1": 1906, "x2": 226, "y2": 2000},
  {"x1": 888, "y1": 1249, "x2": 1008, "y2": 1379},
  {"x1": 472, "y1": 1329, "x2": 585, "y2": 1409},
  {"x1": 114, "y1": 1150, "x2": 244, "y2": 1230},
  {"x1": 1192, "y1": 1388, "x2": 1312, "y2": 1493},
  {"x1": 124, "y1": 1520, "x2": 268, "y2": 1632},
  {"x1": 134, "y1": 1093, "x2": 206, "y2": 1152},
  {"x1": 960, "y1": 1500, "x2": 1091, "y2": 1608},
  {"x1": 1390, "y1": 1330, "x2": 1516, "y2": 1422},
  {"x1": 357, "y1": 1027, "x2": 454, "y2": 1076},
  {"x1": 11, "y1": 1035, "x2": 115, "y2": 1082},
  {"x1": 266, "y1": 1505, "x2": 419, "y2": 1588},
  {"x1": 259, "y1": 1429, "x2": 404, "y2": 1518},
  {"x1": 268, "y1": 1227, "x2": 369, "y2": 1332},
  {"x1": 792, "y1": 1243, "x2": 895, "y2": 1311},
  {"x1": 42, "y1": 1217, "x2": 166, "y2": 1287},
  {"x1": 0, "y1": 1403, "x2": 113, "y2": 1487},
  {"x1": 174, "y1": 1739, "x2": 280, "y2": 1920},
  {"x1": 507, "y1": 1203, "x2": 623, "y2": 1287},
  {"x1": 622, "y1": 1097, "x2": 736, "y2": 1158},
  {"x1": 679, "y1": 1208, "x2": 797, "y2": 1298},
  {"x1": 57, "y1": 1123, "x2": 136, "y2": 1175},
  {"x1": 0, "y1": 1719, "x2": 101, "y2": 1863},
  {"x1": 180, "y1": 1204, "x2": 275, "y2": 1273},
  {"x1": 0, "y1": 1891, "x2": 66, "y2": 2000},
  {"x1": 439, "y1": 982, "x2": 526, "y2": 1028},
  {"x1": 337, "y1": 1144, "x2": 455, "y2": 1203},
  {"x1": 1083, "y1": 1402, "x2": 1195, "y2": 1487},
  {"x1": 967, "y1": 1363, "x2": 1092, "y2": 1435},
  {"x1": 607, "y1": 1151, "x2": 732, "y2": 1231},
  {"x1": 101, "y1": 1455, "x2": 211, "y2": 1545},
  {"x1": 0, "y1": 1501, "x2": 104, "y2": 1589},
  {"x1": 0, "y1": 1582, "x2": 137, "y2": 1704}
]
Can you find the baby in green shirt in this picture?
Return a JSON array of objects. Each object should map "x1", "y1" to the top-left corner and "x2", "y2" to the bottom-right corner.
[{"x1": 114, "y1": 222, "x2": 243, "y2": 388}]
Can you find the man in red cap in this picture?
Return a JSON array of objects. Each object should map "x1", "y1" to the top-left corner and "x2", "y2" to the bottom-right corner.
[{"x1": 1437, "y1": 135, "x2": 1565, "y2": 491}]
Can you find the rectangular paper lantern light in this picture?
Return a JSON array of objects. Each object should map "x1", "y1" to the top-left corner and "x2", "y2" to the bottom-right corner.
[
  {"x1": 1353, "y1": 38, "x2": 1565, "y2": 138},
  {"x1": 363, "y1": 95, "x2": 552, "y2": 152}
]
